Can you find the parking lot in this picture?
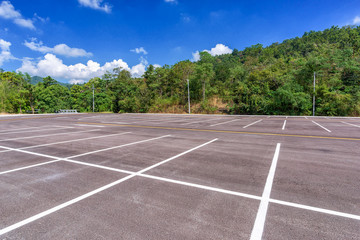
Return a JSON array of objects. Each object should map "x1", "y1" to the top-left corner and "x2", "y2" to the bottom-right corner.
[{"x1": 0, "y1": 113, "x2": 359, "y2": 239}]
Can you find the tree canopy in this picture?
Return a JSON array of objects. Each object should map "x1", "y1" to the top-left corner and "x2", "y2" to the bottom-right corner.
[{"x1": 1, "y1": 26, "x2": 360, "y2": 116}]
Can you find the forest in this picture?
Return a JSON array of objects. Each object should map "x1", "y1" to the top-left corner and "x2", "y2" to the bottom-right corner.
[{"x1": 1, "y1": 25, "x2": 360, "y2": 116}]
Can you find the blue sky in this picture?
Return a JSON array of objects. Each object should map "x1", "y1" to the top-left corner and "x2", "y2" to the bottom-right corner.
[{"x1": 0, "y1": 0, "x2": 360, "y2": 83}]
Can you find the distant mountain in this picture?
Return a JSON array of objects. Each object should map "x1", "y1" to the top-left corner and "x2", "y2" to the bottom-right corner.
[
  {"x1": 30, "y1": 76, "x2": 43, "y2": 85},
  {"x1": 30, "y1": 76, "x2": 72, "y2": 89}
]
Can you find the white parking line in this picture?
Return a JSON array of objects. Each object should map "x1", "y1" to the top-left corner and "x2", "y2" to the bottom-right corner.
[
  {"x1": 0, "y1": 126, "x2": 73, "y2": 136},
  {"x1": 101, "y1": 122, "x2": 131, "y2": 124},
  {"x1": 243, "y1": 119, "x2": 263, "y2": 128},
  {"x1": 0, "y1": 138, "x2": 217, "y2": 236},
  {"x1": 270, "y1": 199, "x2": 360, "y2": 221},
  {"x1": 0, "y1": 132, "x2": 130, "y2": 154},
  {"x1": 312, "y1": 120, "x2": 331, "y2": 132},
  {"x1": 341, "y1": 121, "x2": 360, "y2": 128},
  {"x1": 0, "y1": 134, "x2": 168, "y2": 175},
  {"x1": 250, "y1": 143, "x2": 281, "y2": 240},
  {"x1": 77, "y1": 116, "x2": 98, "y2": 120},
  {"x1": 140, "y1": 173, "x2": 261, "y2": 200},
  {"x1": 0, "y1": 129, "x2": 99, "y2": 142},
  {"x1": 181, "y1": 118, "x2": 223, "y2": 125},
  {"x1": 1, "y1": 141, "x2": 360, "y2": 229},
  {"x1": 75, "y1": 124, "x2": 105, "y2": 128},
  {"x1": 68, "y1": 135, "x2": 170, "y2": 159},
  {"x1": 0, "y1": 159, "x2": 62, "y2": 175},
  {"x1": 0, "y1": 126, "x2": 45, "y2": 133},
  {"x1": 282, "y1": 120, "x2": 287, "y2": 130},
  {"x1": 210, "y1": 119, "x2": 238, "y2": 127}
]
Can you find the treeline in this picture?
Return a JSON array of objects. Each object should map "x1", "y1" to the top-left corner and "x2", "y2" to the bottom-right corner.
[{"x1": 1, "y1": 25, "x2": 360, "y2": 116}]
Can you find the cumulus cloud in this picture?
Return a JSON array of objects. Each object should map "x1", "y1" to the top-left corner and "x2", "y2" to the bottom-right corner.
[
  {"x1": 353, "y1": 16, "x2": 360, "y2": 25},
  {"x1": 153, "y1": 64, "x2": 161, "y2": 69},
  {"x1": 130, "y1": 57, "x2": 148, "y2": 78},
  {"x1": 69, "y1": 79, "x2": 86, "y2": 85},
  {"x1": 17, "y1": 53, "x2": 148, "y2": 82},
  {"x1": 0, "y1": 39, "x2": 14, "y2": 66},
  {"x1": 191, "y1": 43, "x2": 232, "y2": 61},
  {"x1": 130, "y1": 47, "x2": 148, "y2": 55},
  {"x1": 0, "y1": 1, "x2": 35, "y2": 29},
  {"x1": 192, "y1": 51, "x2": 200, "y2": 62},
  {"x1": 78, "y1": 0, "x2": 111, "y2": 13},
  {"x1": 24, "y1": 38, "x2": 92, "y2": 57}
]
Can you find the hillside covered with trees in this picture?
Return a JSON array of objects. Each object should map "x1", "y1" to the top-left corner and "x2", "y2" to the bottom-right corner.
[{"x1": 1, "y1": 26, "x2": 360, "y2": 116}]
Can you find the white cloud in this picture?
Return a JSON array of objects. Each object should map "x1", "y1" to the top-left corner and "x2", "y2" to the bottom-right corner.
[
  {"x1": 131, "y1": 63, "x2": 146, "y2": 78},
  {"x1": 0, "y1": 0, "x2": 20, "y2": 19},
  {"x1": 0, "y1": 39, "x2": 14, "y2": 66},
  {"x1": 353, "y1": 16, "x2": 360, "y2": 25},
  {"x1": 130, "y1": 47, "x2": 148, "y2": 55},
  {"x1": 165, "y1": 0, "x2": 177, "y2": 3},
  {"x1": 153, "y1": 64, "x2": 161, "y2": 69},
  {"x1": 206, "y1": 43, "x2": 233, "y2": 56},
  {"x1": 69, "y1": 79, "x2": 86, "y2": 85},
  {"x1": 191, "y1": 51, "x2": 200, "y2": 62},
  {"x1": 14, "y1": 18, "x2": 35, "y2": 30},
  {"x1": 191, "y1": 43, "x2": 232, "y2": 61},
  {"x1": 24, "y1": 38, "x2": 92, "y2": 57},
  {"x1": 130, "y1": 56, "x2": 148, "y2": 78},
  {"x1": 17, "y1": 53, "x2": 147, "y2": 82},
  {"x1": 0, "y1": 1, "x2": 35, "y2": 30},
  {"x1": 78, "y1": 0, "x2": 111, "y2": 13}
]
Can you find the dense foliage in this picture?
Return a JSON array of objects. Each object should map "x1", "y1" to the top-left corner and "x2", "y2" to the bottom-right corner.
[{"x1": 1, "y1": 26, "x2": 360, "y2": 116}]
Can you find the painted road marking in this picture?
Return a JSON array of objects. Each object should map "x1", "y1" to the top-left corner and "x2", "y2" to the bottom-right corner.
[
  {"x1": 0, "y1": 132, "x2": 130, "y2": 154},
  {"x1": 101, "y1": 121, "x2": 131, "y2": 124},
  {"x1": 0, "y1": 139, "x2": 217, "y2": 236},
  {"x1": 77, "y1": 122, "x2": 360, "y2": 141},
  {"x1": 1, "y1": 142, "x2": 360, "y2": 228},
  {"x1": 341, "y1": 121, "x2": 360, "y2": 128},
  {"x1": 210, "y1": 119, "x2": 238, "y2": 127},
  {"x1": 0, "y1": 159, "x2": 62, "y2": 175},
  {"x1": 67, "y1": 135, "x2": 170, "y2": 159},
  {"x1": 0, "y1": 115, "x2": 81, "y2": 122},
  {"x1": 270, "y1": 199, "x2": 360, "y2": 221},
  {"x1": 250, "y1": 143, "x2": 281, "y2": 240},
  {"x1": 0, "y1": 135, "x2": 168, "y2": 175},
  {"x1": 75, "y1": 124, "x2": 105, "y2": 128},
  {"x1": 181, "y1": 118, "x2": 223, "y2": 125},
  {"x1": 0, "y1": 126, "x2": 73, "y2": 136},
  {"x1": 282, "y1": 120, "x2": 287, "y2": 130},
  {"x1": 0, "y1": 126, "x2": 47, "y2": 133},
  {"x1": 139, "y1": 173, "x2": 261, "y2": 200},
  {"x1": 312, "y1": 120, "x2": 331, "y2": 132},
  {"x1": 243, "y1": 119, "x2": 263, "y2": 129},
  {"x1": 0, "y1": 129, "x2": 99, "y2": 142}
]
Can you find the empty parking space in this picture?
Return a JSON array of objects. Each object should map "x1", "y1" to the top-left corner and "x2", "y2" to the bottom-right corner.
[
  {"x1": 0, "y1": 113, "x2": 359, "y2": 239},
  {"x1": 263, "y1": 203, "x2": 360, "y2": 240},
  {"x1": 73, "y1": 136, "x2": 212, "y2": 172},
  {"x1": 0, "y1": 161, "x2": 125, "y2": 229},
  {"x1": 271, "y1": 138, "x2": 360, "y2": 215},
  {"x1": 146, "y1": 138, "x2": 276, "y2": 196},
  {"x1": 1, "y1": 177, "x2": 259, "y2": 240}
]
